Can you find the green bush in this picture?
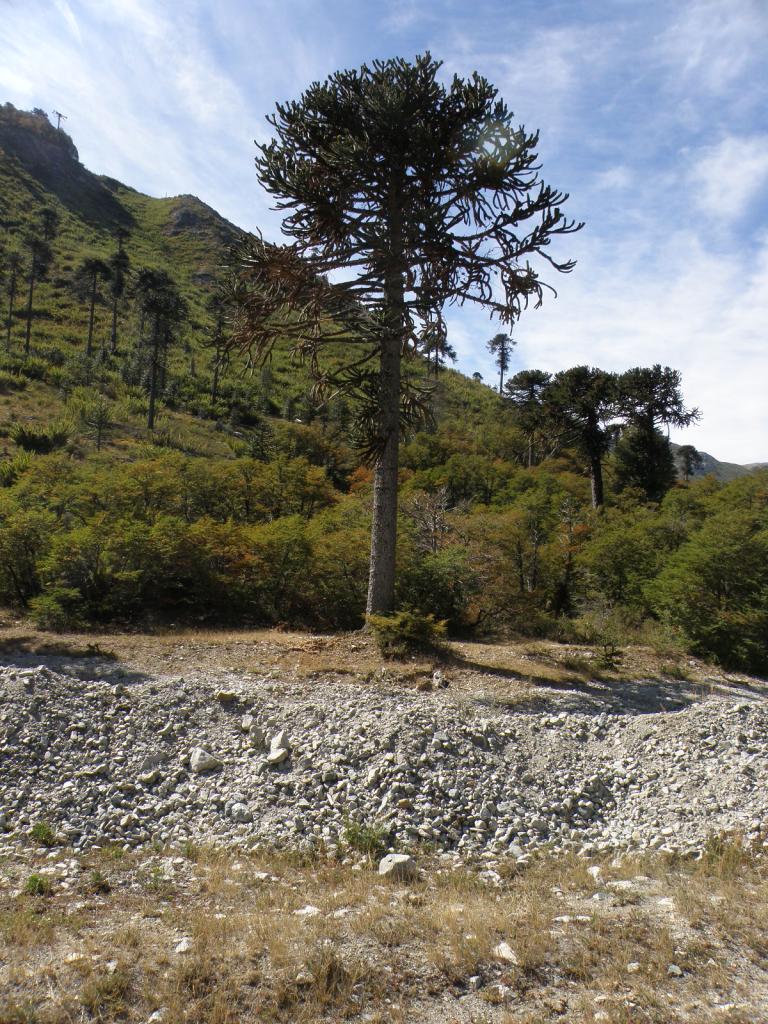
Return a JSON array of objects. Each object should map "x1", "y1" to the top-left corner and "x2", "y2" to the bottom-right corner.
[
  {"x1": 18, "y1": 356, "x2": 48, "y2": 382},
  {"x1": 367, "y1": 609, "x2": 447, "y2": 658},
  {"x1": 29, "y1": 587, "x2": 85, "y2": 631},
  {"x1": 646, "y1": 510, "x2": 768, "y2": 674},
  {"x1": 343, "y1": 818, "x2": 390, "y2": 860},
  {"x1": 0, "y1": 450, "x2": 33, "y2": 488},
  {"x1": 24, "y1": 873, "x2": 52, "y2": 896},
  {"x1": 9, "y1": 421, "x2": 71, "y2": 454},
  {"x1": 29, "y1": 820, "x2": 57, "y2": 847},
  {"x1": 0, "y1": 369, "x2": 27, "y2": 393},
  {"x1": 397, "y1": 547, "x2": 475, "y2": 631}
]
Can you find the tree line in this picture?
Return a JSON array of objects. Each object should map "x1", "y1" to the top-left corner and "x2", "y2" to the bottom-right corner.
[
  {"x1": 2, "y1": 206, "x2": 186, "y2": 431},
  {"x1": 4, "y1": 56, "x2": 756, "y2": 673}
]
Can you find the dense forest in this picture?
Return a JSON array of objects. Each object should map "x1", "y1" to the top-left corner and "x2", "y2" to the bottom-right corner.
[{"x1": 1, "y1": 102, "x2": 766, "y2": 673}]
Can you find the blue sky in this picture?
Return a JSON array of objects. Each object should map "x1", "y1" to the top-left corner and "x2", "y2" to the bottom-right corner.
[{"x1": 2, "y1": 0, "x2": 767, "y2": 461}]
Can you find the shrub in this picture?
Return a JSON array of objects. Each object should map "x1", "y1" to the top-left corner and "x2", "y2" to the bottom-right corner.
[
  {"x1": 0, "y1": 369, "x2": 27, "y2": 393},
  {"x1": 17, "y1": 356, "x2": 48, "y2": 381},
  {"x1": 367, "y1": 609, "x2": 447, "y2": 658},
  {"x1": 29, "y1": 587, "x2": 85, "y2": 631},
  {"x1": 24, "y1": 874, "x2": 52, "y2": 896},
  {"x1": 0, "y1": 450, "x2": 33, "y2": 487},
  {"x1": 397, "y1": 547, "x2": 475, "y2": 631},
  {"x1": 646, "y1": 510, "x2": 768, "y2": 674},
  {"x1": 343, "y1": 818, "x2": 390, "y2": 860},
  {"x1": 9, "y1": 421, "x2": 71, "y2": 454},
  {"x1": 29, "y1": 820, "x2": 57, "y2": 847}
]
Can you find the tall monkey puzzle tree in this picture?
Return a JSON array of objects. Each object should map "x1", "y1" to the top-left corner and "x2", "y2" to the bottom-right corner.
[
  {"x1": 548, "y1": 366, "x2": 617, "y2": 508},
  {"x1": 5, "y1": 251, "x2": 22, "y2": 351},
  {"x1": 73, "y1": 257, "x2": 110, "y2": 358},
  {"x1": 108, "y1": 228, "x2": 130, "y2": 355},
  {"x1": 228, "y1": 54, "x2": 581, "y2": 613},
  {"x1": 133, "y1": 269, "x2": 186, "y2": 430},
  {"x1": 487, "y1": 332, "x2": 515, "y2": 394},
  {"x1": 504, "y1": 368, "x2": 552, "y2": 466},
  {"x1": 616, "y1": 364, "x2": 700, "y2": 501}
]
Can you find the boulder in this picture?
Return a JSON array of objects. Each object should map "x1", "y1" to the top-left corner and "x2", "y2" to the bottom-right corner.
[{"x1": 378, "y1": 853, "x2": 418, "y2": 881}]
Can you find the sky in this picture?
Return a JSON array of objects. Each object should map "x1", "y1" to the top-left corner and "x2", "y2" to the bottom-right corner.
[{"x1": 1, "y1": 0, "x2": 767, "y2": 462}]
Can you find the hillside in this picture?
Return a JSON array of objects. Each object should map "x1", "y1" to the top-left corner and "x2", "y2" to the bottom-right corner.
[
  {"x1": 1, "y1": 103, "x2": 767, "y2": 679},
  {"x1": 0, "y1": 102, "x2": 760, "y2": 477},
  {"x1": 670, "y1": 443, "x2": 762, "y2": 483},
  {"x1": 0, "y1": 102, "x2": 499, "y2": 447}
]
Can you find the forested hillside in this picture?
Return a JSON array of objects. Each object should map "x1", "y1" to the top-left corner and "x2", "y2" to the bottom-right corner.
[{"x1": 1, "y1": 103, "x2": 766, "y2": 673}]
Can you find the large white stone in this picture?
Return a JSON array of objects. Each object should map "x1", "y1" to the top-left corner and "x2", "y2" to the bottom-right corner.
[
  {"x1": 189, "y1": 747, "x2": 222, "y2": 773},
  {"x1": 378, "y1": 853, "x2": 417, "y2": 880}
]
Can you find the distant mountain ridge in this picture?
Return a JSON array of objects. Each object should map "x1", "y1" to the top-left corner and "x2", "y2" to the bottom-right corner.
[{"x1": 670, "y1": 443, "x2": 766, "y2": 483}]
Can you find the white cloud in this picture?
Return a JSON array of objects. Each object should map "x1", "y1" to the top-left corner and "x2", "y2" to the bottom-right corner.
[
  {"x1": 465, "y1": 226, "x2": 768, "y2": 463},
  {"x1": 53, "y1": 0, "x2": 82, "y2": 44},
  {"x1": 656, "y1": 0, "x2": 767, "y2": 98},
  {"x1": 439, "y1": 22, "x2": 616, "y2": 144},
  {"x1": 688, "y1": 135, "x2": 768, "y2": 222},
  {"x1": 593, "y1": 166, "x2": 633, "y2": 191},
  {"x1": 1, "y1": 0, "x2": 766, "y2": 462}
]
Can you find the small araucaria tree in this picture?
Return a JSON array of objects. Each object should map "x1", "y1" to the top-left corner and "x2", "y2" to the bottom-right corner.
[
  {"x1": 487, "y1": 332, "x2": 515, "y2": 395},
  {"x1": 227, "y1": 54, "x2": 581, "y2": 613}
]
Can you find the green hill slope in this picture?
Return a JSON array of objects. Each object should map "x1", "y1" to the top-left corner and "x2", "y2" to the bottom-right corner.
[
  {"x1": 1, "y1": 104, "x2": 766, "y2": 676},
  {"x1": 1, "y1": 102, "x2": 503, "y2": 459}
]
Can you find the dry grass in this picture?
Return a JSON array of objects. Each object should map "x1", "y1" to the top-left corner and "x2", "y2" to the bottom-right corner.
[
  {"x1": 1, "y1": 839, "x2": 766, "y2": 1023},
  {"x1": 4, "y1": 621, "x2": 759, "y2": 716}
]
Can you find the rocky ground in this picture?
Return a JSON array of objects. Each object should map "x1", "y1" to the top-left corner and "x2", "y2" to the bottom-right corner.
[
  {"x1": 0, "y1": 629, "x2": 766, "y2": 859},
  {"x1": 1, "y1": 627, "x2": 768, "y2": 1023}
]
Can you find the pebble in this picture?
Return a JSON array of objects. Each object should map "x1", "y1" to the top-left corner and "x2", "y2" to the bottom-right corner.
[
  {"x1": 189, "y1": 748, "x2": 222, "y2": 774},
  {"x1": 0, "y1": 665, "x2": 766, "y2": 858},
  {"x1": 493, "y1": 941, "x2": 519, "y2": 964}
]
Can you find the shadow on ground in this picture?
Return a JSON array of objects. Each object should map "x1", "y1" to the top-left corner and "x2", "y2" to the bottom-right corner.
[
  {"x1": 439, "y1": 646, "x2": 765, "y2": 717},
  {"x1": 0, "y1": 635, "x2": 150, "y2": 685}
]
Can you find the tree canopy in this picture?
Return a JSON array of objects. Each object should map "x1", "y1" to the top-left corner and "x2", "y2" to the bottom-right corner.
[{"x1": 227, "y1": 53, "x2": 582, "y2": 611}]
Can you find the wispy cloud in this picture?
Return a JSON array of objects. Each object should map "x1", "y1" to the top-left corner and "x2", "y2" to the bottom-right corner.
[
  {"x1": 0, "y1": 0, "x2": 766, "y2": 460},
  {"x1": 656, "y1": 0, "x2": 767, "y2": 99},
  {"x1": 688, "y1": 135, "x2": 768, "y2": 223},
  {"x1": 53, "y1": 0, "x2": 83, "y2": 44}
]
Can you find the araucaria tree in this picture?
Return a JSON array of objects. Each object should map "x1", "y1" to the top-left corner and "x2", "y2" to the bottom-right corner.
[
  {"x1": 616, "y1": 365, "x2": 700, "y2": 501},
  {"x1": 108, "y1": 228, "x2": 130, "y2": 355},
  {"x1": 228, "y1": 54, "x2": 581, "y2": 613},
  {"x1": 504, "y1": 368, "x2": 552, "y2": 466},
  {"x1": 74, "y1": 257, "x2": 110, "y2": 358},
  {"x1": 132, "y1": 269, "x2": 186, "y2": 430},
  {"x1": 487, "y1": 332, "x2": 515, "y2": 394},
  {"x1": 23, "y1": 236, "x2": 53, "y2": 356},
  {"x1": 548, "y1": 366, "x2": 617, "y2": 508},
  {"x1": 5, "y1": 251, "x2": 22, "y2": 351}
]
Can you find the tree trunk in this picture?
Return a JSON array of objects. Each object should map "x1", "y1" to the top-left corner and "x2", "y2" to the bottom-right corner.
[
  {"x1": 366, "y1": 259, "x2": 405, "y2": 614},
  {"x1": 109, "y1": 290, "x2": 118, "y2": 354},
  {"x1": 23, "y1": 263, "x2": 36, "y2": 356},
  {"x1": 86, "y1": 273, "x2": 96, "y2": 357},
  {"x1": 211, "y1": 347, "x2": 221, "y2": 402},
  {"x1": 6, "y1": 270, "x2": 17, "y2": 351},
  {"x1": 366, "y1": 330, "x2": 401, "y2": 614},
  {"x1": 147, "y1": 314, "x2": 160, "y2": 430},
  {"x1": 589, "y1": 452, "x2": 604, "y2": 508},
  {"x1": 366, "y1": 179, "x2": 406, "y2": 616}
]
